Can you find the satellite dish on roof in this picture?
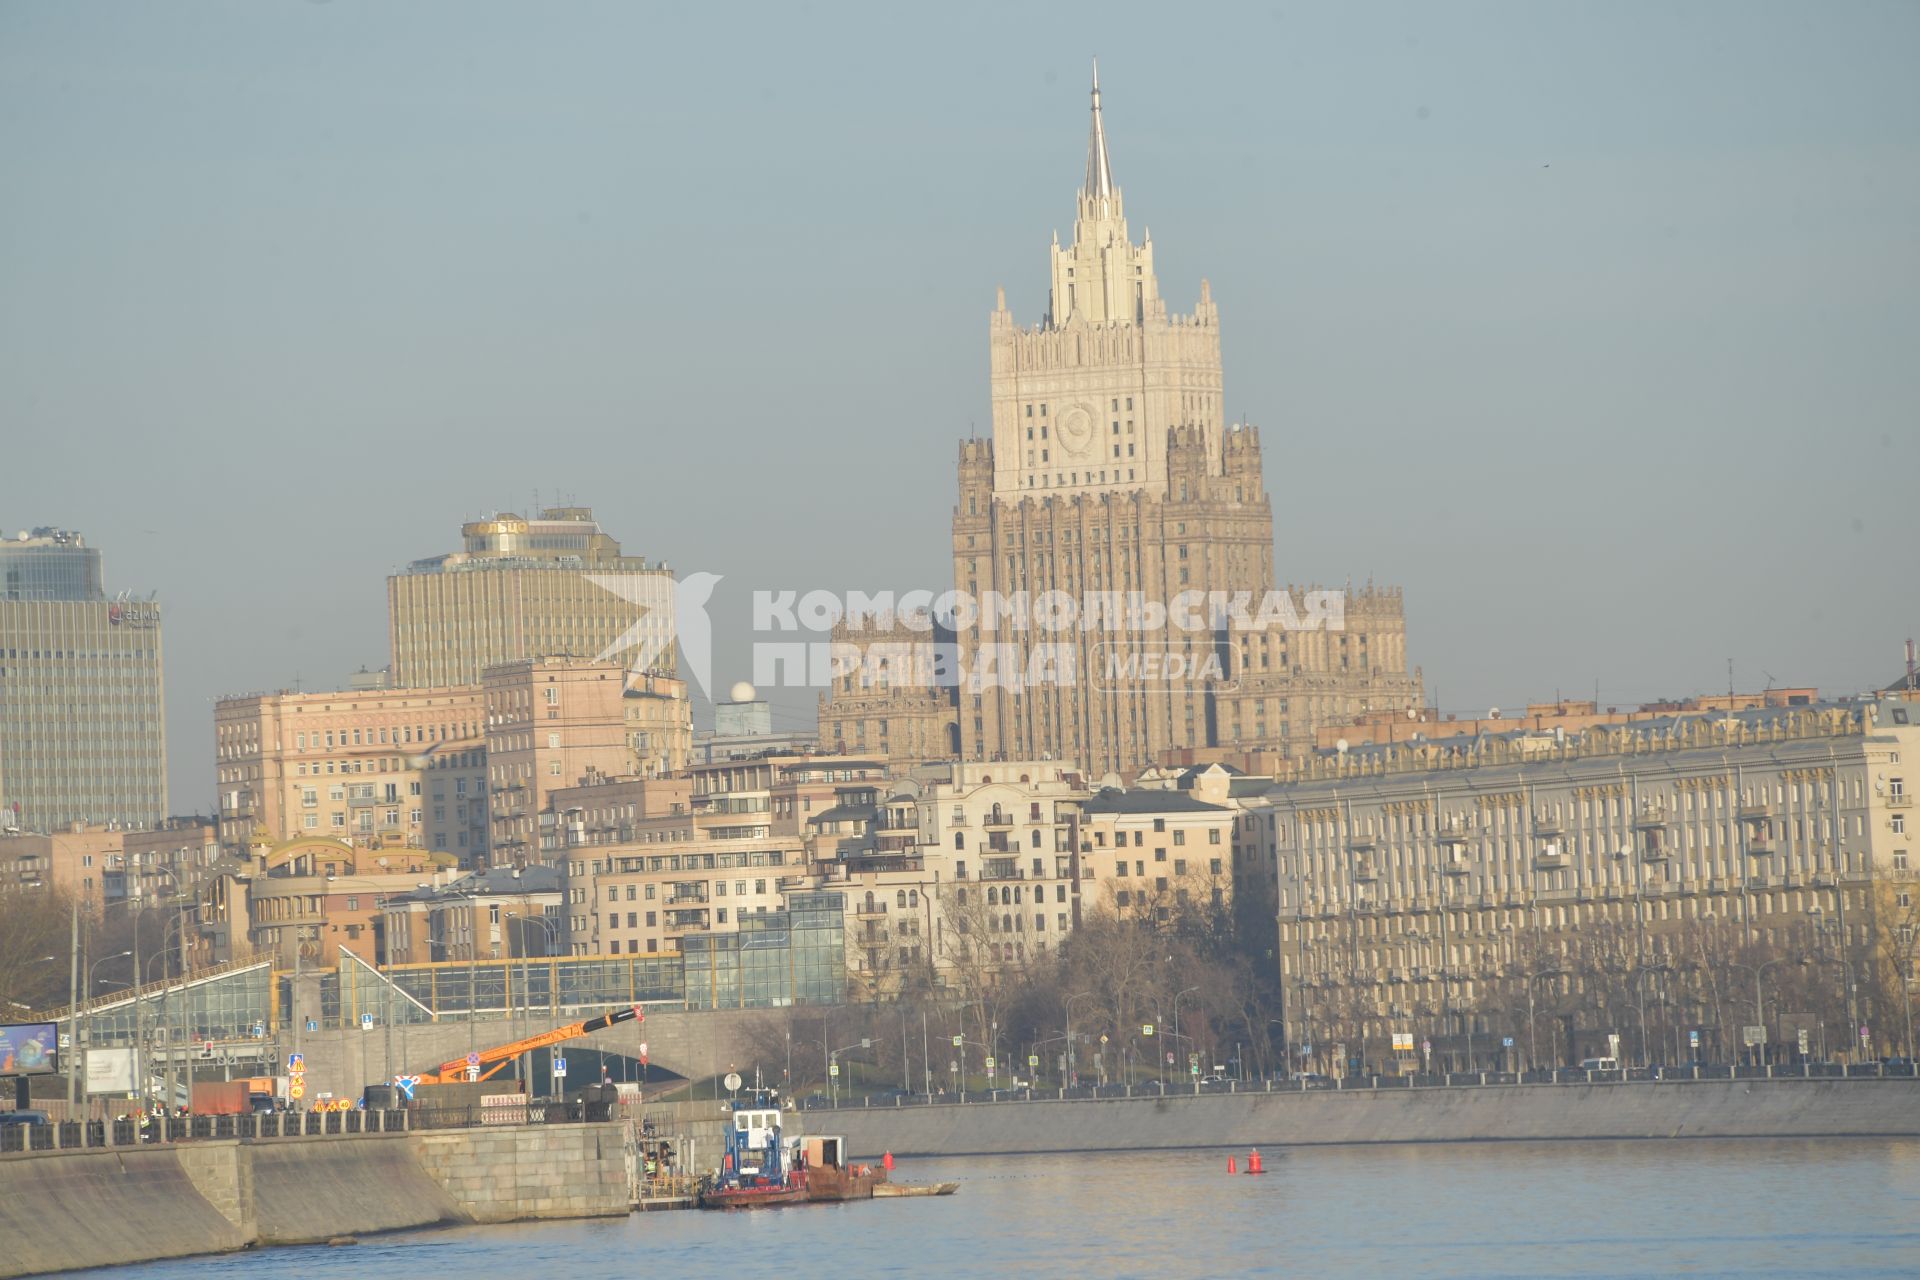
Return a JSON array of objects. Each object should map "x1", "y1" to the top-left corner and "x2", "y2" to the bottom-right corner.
[{"x1": 1488, "y1": 707, "x2": 1501, "y2": 720}]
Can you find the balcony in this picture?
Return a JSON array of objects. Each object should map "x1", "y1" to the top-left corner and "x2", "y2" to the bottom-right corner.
[
  {"x1": 1632, "y1": 804, "x2": 1669, "y2": 832},
  {"x1": 1442, "y1": 855, "x2": 1471, "y2": 877},
  {"x1": 855, "y1": 902, "x2": 888, "y2": 918},
  {"x1": 1746, "y1": 833, "x2": 1775, "y2": 856},
  {"x1": 981, "y1": 810, "x2": 1015, "y2": 830},
  {"x1": 1888, "y1": 793, "x2": 1912, "y2": 810},
  {"x1": 1534, "y1": 848, "x2": 1568, "y2": 870},
  {"x1": 980, "y1": 859, "x2": 1024, "y2": 881},
  {"x1": 1436, "y1": 821, "x2": 1472, "y2": 848},
  {"x1": 665, "y1": 894, "x2": 709, "y2": 907},
  {"x1": 663, "y1": 909, "x2": 711, "y2": 933},
  {"x1": 1738, "y1": 802, "x2": 1772, "y2": 821},
  {"x1": 1531, "y1": 812, "x2": 1563, "y2": 838},
  {"x1": 1347, "y1": 836, "x2": 1376, "y2": 854}
]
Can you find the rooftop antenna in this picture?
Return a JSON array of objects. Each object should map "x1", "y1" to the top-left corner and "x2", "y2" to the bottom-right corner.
[{"x1": 1907, "y1": 638, "x2": 1916, "y2": 692}]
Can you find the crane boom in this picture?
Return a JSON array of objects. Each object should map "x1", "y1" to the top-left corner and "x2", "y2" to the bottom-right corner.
[{"x1": 425, "y1": 1005, "x2": 643, "y2": 1084}]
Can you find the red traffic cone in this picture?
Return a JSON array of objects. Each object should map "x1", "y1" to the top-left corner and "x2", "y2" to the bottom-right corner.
[
  {"x1": 1227, "y1": 1155, "x2": 1237, "y2": 1174},
  {"x1": 1247, "y1": 1148, "x2": 1264, "y2": 1175}
]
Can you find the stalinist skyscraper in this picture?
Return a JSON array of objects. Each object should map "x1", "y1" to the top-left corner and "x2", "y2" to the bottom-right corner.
[{"x1": 821, "y1": 67, "x2": 1422, "y2": 775}]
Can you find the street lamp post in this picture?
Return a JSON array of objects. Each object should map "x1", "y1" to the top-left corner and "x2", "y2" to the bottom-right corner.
[
  {"x1": 1064, "y1": 992, "x2": 1097, "y2": 1086},
  {"x1": 1173, "y1": 986, "x2": 1200, "y2": 1090},
  {"x1": 1727, "y1": 957, "x2": 1793, "y2": 1064}
]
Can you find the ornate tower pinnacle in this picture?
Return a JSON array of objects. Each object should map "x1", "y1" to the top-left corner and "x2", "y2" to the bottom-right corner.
[{"x1": 1087, "y1": 58, "x2": 1116, "y2": 203}]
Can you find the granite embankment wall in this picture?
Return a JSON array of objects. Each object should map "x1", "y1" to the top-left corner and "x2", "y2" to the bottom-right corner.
[
  {"x1": 826, "y1": 1079, "x2": 1920, "y2": 1158},
  {"x1": 0, "y1": 1124, "x2": 629, "y2": 1279}
]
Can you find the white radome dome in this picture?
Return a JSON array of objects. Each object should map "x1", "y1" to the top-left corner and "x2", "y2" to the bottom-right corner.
[{"x1": 728, "y1": 681, "x2": 758, "y2": 704}]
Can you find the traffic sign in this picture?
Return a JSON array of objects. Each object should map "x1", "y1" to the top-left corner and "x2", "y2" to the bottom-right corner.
[
  {"x1": 1166, "y1": 1052, "x2": 1174, "y2": 1065},
  {"x1": 1742, "y1": 1025, "x2": 1765, "y2": 1047},
  {"x1": 985, "y1": 1057, "x2": 995, "y2": 1070},
  {"x1": 1502, "y1": 1037, "x2": 1514, "y2": 1049},
  {"x1": 465, "y1": 1064, "x2": 480, "y2": 1082},
  {"x1": 361, "y1": 1013, "x2": 374, "y2": 1032},
  {"x1": 1142, "y1": 1024, "x2": 1155, "y2": 1036},
  {"x1": 553, "y1": 1057, "x2": 567, "y2": 1078},
  {"x1": 1190, "y1": 1065, "x2": 1200, "y2": 1076},
  {"x1": 1027, "y1": 1054, "x2": 1038, "y2": 1067},
  {"x1": 952, "y1": 1035, "x2": 963, "y2": 1047},
  {"x1": 288, "y1": 1053, "x2": 305, "y2": 1071},
  {"x1": 289, "y1": 1080, "x2": 306, "y2": 1100},
  {"x1": 467, "y1": 1051, "x2": 481, "y2": 1066},
  {"x1": 829, "y1": 1062, "x2": 840, "y2": 1077},
  {"x1": 306, "y1": 1019, "x2": 317, "y2": 1033},
  {"x1": 253, "y1": 1022, "x2": 265, "y2": 1039},
  {"x1": 1689, "y1": 1030, "x2": 1700, "y2": 1046},
  {"x1": 393, "y1": 1074, "x2": 421, "y2": 1101},
  {"x1": 1798, "y1": 1028, "x2": 1810, "y2": 1054}
]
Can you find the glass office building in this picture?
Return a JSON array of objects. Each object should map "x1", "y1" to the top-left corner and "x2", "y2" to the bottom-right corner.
[{"x1": 0, "y1": 529, "x2": 167, "y2": 830}]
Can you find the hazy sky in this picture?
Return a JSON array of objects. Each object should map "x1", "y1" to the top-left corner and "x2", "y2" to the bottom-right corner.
[{"x1": 3, "y1": 0, "x2": 1916, "y2": 812}]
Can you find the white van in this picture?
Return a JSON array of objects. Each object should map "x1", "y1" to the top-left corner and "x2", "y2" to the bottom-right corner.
[{"x1": 1578, "y1": 1056, "x2": 1619, "y2": 1071}]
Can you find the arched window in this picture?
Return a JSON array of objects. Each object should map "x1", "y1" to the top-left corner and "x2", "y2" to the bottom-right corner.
[
  {"x1": 896, "y1": 889, "x2": 907, "y2": 908},
  {"x1": 909, "y1": 889, "x2": 919, "y2": 907},
  {"x1": 987, "y1": 887, "x2": 999, "y2": 906},
  {"x1": 955, "y1": 833, "x2": 965, "y2": 850}
]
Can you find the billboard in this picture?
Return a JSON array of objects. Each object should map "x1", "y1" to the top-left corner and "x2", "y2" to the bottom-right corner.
[
  {"x1": 86, "y1": 1048, "x2": 135, "y2": 1095},
  {"x1": 0, "y1": 1023, "x2": 58, "y2": 1076}
]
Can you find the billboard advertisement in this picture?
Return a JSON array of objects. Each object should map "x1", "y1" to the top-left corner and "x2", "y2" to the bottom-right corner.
[
  {"x1": 0, "y1": 1023, "x2": 58, "y2": 1076},
  {"x1": 86, "y1": 1048, "x2": 135, "y2": 1094}
]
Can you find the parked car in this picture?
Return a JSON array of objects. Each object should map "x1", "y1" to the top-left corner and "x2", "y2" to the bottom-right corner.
[
  {"x1": 1578, "y1": 1056, "x2": 1619, "y2": 1071},
  {"x1": 1296, "y1": 1073, "x2": 1335, "y2": 1089},
  {"x1": 0, "y1": 1110, "x2": 51, "y2": 1127}
]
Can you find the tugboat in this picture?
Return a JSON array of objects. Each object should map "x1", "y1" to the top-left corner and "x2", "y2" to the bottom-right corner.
[
  {"x1": 696, "y1": 1087, "x2": 887, "y2": 1209},
  {"x1": 698, "y1": 1089, "x2": 809, "y2": 1209}
]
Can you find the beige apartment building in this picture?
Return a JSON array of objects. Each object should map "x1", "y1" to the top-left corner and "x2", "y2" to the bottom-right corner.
[
  {"x1": 1251, "y1": 696, "x2": 1920, "y2": 1070},
  {"x1": 816, "y1": 613, "x2": 960, "y2": 768},
  {"x1": 0, "y1": 817, "x2": 218, "y2": 908},
  {"x1": 550, "y1": 755, "x2": 887, "y2": 956},
  {"x1": 213, "y1": 685, "x2": 488, "y2": 862},
  {"x1": 387, "y1": 507, "x2": 674, "y2": 690},
  {"x1": 196, "y1": 836, "x2": 453, "y2": 967},
  {"x1": 381, "y1": 865, "x2": 563, "y2": 965},
  {"x1": 483, "y1": 658, "x2": 691, "y2": 865}
]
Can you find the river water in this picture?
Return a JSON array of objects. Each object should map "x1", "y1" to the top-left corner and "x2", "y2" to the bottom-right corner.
[{"x1": 64, "y1": 1138, "x2": 1920, "y2": 1279}]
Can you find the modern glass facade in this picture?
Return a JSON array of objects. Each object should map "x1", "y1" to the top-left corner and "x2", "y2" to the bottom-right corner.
[
  {"x1": 0, "y1": 530, "x2": 101, "y2": 601},
  {"x1": 683, "y1": 890, "x2": 846, "y2": 1010},
  {"x1": 64, "y1": 907, "x2": 846, "y2": 1054},
  {"x1": 74, "y1": 962, "x2": 274, "y2": 1047}
]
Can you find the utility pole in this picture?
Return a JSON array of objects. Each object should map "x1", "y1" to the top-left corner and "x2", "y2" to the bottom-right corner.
[{"x1": 67, "y1": 901, "x2": 81, "y2": 1113}]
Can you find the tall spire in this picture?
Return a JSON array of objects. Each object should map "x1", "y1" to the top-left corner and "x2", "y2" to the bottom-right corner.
[{"x1": 1086, "y1": 57, "x2": 1115, "y2": 201}]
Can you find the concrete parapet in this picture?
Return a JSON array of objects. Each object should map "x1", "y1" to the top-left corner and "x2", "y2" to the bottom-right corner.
[
  {"x1": 824, "y1": 1078, "x2": 1920, "y2": 1158},
  {"x1": 0, "y1": 1121, "x2": 631, "y2": 1278}
]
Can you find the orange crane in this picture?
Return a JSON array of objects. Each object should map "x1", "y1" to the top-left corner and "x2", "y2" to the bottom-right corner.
[{"x1": 423, "y1": 1004, "x2": 644, "y2": 1085}]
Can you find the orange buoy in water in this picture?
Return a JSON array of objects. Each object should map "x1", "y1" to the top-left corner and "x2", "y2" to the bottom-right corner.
[
  {"x1": 883, "y1": 1151, "x2": 894, "y2": 1172},
  {"x1": 1227, "y1": 1155, "x2": 1237, "y2": 1174},
  {"x1": 1247, "y1": 1149, "x2": 1265, "y2": 1175}
]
